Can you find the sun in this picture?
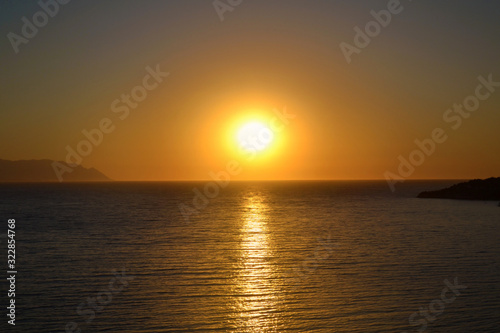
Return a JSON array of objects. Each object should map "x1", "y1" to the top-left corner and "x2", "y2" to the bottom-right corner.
[{"x1": 237, "y1": 121, "x2": 274, "y2": 152}]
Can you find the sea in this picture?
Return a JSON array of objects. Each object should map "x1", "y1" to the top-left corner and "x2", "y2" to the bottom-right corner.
[{"x1": 0, "y1": 180, "x2": 498, "y2": 332}]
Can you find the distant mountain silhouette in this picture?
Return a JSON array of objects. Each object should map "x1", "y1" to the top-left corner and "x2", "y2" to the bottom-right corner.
[
  {"x1": 418, "y1": 177, "x2": 500, "y2": 203},
  {"x1": 0, "y1": 159, "x2": 111, "y2": 182}
]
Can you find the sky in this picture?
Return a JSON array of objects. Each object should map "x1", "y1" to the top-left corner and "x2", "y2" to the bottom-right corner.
[{"x1": 1, "y1": 0, "x2": 499, "y2": 181}]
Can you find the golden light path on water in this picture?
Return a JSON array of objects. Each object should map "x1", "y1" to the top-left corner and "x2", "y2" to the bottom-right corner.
[{"x1": 231, "y1": 193, "x2": 283, "y2": 332}]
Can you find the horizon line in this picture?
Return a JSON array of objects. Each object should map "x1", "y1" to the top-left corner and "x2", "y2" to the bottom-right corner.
[{"x1": 0, "y1": 178, "x2": 488, "y2": 184}]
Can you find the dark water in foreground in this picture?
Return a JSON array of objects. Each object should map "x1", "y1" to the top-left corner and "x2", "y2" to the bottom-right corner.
[{"x1": 0, "y1": 181, "x2": 498, "y2": 332}]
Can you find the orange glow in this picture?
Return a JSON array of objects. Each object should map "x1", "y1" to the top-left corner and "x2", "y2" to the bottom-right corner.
[
  {"x1": 3, "y1": 1, "x2": 499, "y2": 182},
  {"x1": 220, "y1": 110, "x2": 289, "y2": 168}
]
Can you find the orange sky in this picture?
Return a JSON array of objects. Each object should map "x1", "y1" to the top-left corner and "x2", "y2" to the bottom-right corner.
[{"x1": 1, "y1": 1, "x2": 499, "y2": 181}]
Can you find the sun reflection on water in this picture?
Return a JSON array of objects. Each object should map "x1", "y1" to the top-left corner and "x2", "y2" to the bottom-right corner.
[{"x1": 231, "y1": 193, "x2": 282, "y2": 332}]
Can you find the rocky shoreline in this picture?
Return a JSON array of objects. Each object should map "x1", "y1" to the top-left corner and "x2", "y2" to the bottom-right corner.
[{"x1": 417, "y1": 177, "x2": 500, "y2": 206}]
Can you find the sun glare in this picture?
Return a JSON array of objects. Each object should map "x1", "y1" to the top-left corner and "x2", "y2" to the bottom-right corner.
[{"x1": 237, "y1": 121, "x2": 274, "y2": 152}]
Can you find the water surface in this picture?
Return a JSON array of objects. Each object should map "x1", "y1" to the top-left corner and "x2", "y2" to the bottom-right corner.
[{"x1": 0, "y1": 181, "x2": 498, "y2": 332}]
